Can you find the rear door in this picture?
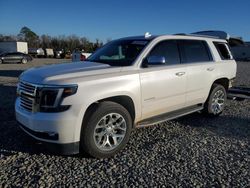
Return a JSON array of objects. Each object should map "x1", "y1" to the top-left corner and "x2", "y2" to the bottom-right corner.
[
  {"x1": 178, "y1": 40, "x2": 215, "y2": 106},
  {"x1": 139, "y1": 40, "x2": 187, "y2": 119},
  {"x1": 12, "y1": 53, "x2": 23, "y2": 62}
]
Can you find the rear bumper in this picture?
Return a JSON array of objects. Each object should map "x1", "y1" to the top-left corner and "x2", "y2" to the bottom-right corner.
[
  {"x1": 229, "y1": 77, "x2": 236, "y2": 88},
  {"x1": 19, "y1": 122, "x2": 80, "y2": 155}
]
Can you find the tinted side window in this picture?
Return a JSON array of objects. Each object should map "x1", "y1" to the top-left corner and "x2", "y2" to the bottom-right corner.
[
  {"x1": 213, "y1": 42, "x2": 232, "y2": 60},
  {"x1": 6, "y1": 53, "x2": 13, "y2": 57},
  {"x1": 149, "y1": 40, "x2": 180, "y2": 65},
  {"x1": 11, "y1": 53, "x2": 21, "y2": 56},
  {"x1": 179, "y1": 40, "x2": 212, "y2": 63}
]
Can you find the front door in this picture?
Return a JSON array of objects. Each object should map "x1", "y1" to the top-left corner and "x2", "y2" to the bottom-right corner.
[{"x1": 139, "y1": 40, "x2": 187, "y2": 119}]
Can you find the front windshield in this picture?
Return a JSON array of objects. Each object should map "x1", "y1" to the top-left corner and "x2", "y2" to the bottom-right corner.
[{"x1": 87, "y1": 39, "x2": 149, "y2": 66}]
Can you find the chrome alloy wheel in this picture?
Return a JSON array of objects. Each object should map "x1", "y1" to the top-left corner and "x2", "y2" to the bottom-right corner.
[
  {"x1": 93, "y1": 113, "x2": 127, "y2": 151},
  {"x1": 211, "y1": 89, "x2": 225, "y2": 114}
]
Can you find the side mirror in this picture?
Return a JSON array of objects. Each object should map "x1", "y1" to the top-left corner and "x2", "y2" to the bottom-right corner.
[{"x1": 147, "y1": 56, "x2": 166, "y2": 65}]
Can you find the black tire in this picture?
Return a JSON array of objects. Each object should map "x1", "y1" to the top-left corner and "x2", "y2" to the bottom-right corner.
[
  {"x1": 81, "y1": 101, "x2": 132, "y2": 158},
  {"x1": 203, "y1": 84, "x2": 227, "y2": 116},
  {"x1": 21, "y1": 58, "x2": 28, "y2": 64}
]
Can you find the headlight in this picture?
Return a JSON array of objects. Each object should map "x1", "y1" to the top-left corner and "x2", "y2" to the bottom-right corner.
[{"x1": 39, "y1": 85, "x2": 77, "y2": 112}]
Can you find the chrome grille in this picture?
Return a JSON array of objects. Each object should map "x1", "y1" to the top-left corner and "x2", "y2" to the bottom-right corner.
[
  {"x1": 19, "y1": 81, "x2": 36, "y2": 96},
  {"x1": 18, "y1": 81, "x2": 37, "y2": 112}
]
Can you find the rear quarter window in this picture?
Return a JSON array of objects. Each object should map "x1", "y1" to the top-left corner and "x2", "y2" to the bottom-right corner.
[{"x1": 213, "y1": 42, "x2": 233, "y2": 60}]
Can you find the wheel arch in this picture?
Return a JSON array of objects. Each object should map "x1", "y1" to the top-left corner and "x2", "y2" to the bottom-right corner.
[
  {"x1": 212, "y1": 77, "x2": 230, "y2": 91},
  {"x1": 77, "y1": 95, "x2": 136, "y2": 152},
  {"x1": 205, "y1": 77, "x2": 229, "y2": 103},
  {"x1": 203, "y1": 78, "x2": 228, "y2": 116},
  {"x1": 82, "y1": 95, "x2": 136, "y2": 127}
]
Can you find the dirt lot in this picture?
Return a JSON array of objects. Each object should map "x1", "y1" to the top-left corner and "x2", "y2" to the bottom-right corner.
[{"x1": 0, "y1": 59, "x2": 249, "y2": 187}]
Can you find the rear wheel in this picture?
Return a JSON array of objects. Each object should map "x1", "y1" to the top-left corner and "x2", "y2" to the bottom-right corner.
[
  {"x1": 81, "y1": 101, "x2": 132, "y2": 158},
  {"x1": 203, "y1": 84, "x2": 227, "y2": 116},
  {"x1": 21, "y1": 58, "x2": 28, "y2": 64}
]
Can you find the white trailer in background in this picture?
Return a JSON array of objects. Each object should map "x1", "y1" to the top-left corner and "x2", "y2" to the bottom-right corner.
[
  {"x1": 0, "y1": 41, "x2": 28, "y2": 54},
  {"x1": 45, "y1": 48, "x2": 54, "y2": 58}
]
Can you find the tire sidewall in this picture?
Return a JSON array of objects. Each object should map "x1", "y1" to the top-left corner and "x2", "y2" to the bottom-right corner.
[
  {"x1": 81, "y1": 102, "x2": 132, "y2": 158},
  {"x1": 207, "y1": 84, "x2": 227, "y2": 115}
]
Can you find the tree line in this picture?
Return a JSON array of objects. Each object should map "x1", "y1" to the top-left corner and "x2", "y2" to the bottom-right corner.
[{"x1": 0, "y1": 26, "x2": 108, "y2": 53}]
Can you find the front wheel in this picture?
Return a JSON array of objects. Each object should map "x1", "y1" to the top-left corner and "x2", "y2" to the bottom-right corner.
[
  {"x1": 21, "y1": 58, "x2": 28, "y2": 64},
  {"x1": 203, "y1": 84, "x2": 227, "y2": 116},
  {"x1": 81, "y1": 101, "x2": 132, "y2": 158}
]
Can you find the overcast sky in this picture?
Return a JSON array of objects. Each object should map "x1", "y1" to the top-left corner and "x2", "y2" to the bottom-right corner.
[{"x1": 1, "y1": 0, "x2": 250, "y2": 41}]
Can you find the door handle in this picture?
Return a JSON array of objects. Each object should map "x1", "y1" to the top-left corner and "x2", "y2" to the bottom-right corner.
[
  {"x1": 207, "y1": 67, "x2": 215, "y2": 71},
  {"x1": 175, "y1": 72, "x2": 185, "y2": 76}
]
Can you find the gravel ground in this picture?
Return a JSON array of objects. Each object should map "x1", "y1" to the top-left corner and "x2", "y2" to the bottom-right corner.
[{"x1": 0, "y1": 59, "x2": 249, "y2": 187}]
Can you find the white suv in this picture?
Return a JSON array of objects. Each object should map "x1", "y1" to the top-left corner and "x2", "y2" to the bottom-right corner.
[{"x1": 15, "y1": 34, "x2": 237, "y2": 158}]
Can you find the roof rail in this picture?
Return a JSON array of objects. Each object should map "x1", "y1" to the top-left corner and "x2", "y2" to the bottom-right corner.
[
  {"x1": 174, "y1": 33, "x2": 186, "y2": 35},
  {"x1": 191, "y1": 31, "x2": 230, "y2": 40},
  {"x1": 174, "y1": 33, "x2": 220, "y2": 39}
]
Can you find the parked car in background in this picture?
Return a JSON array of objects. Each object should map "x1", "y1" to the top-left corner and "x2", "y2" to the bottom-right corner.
[
  {"x1": 64, "y1": 50, "x2": 72, "y2": 59},
  {"x1": 0, "y1": 52, "x2": 32, "y2": 64},
  {"x1": 37, "y1": 48, "x2": 45, "y2": 58},
  {"x1": 28, "y1": 48, "x2": 45, "y2": 58},
  {"x1": 45, "y1": 48, "x2": 54, "y2": 58},
  {"x1": 72, "y1": 49, "x2": 91, "y2": 62},
  {"x1": 54, "y1": 49, "x2": 65, "y2": 59},
  {"x1": 28, "y1": 48, "x2": 38, "y2": 57}
]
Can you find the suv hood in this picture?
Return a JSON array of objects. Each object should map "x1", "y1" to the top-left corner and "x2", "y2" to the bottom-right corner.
[{"x1": 20, "y1": 61, "x2": 122, "y2": 84}]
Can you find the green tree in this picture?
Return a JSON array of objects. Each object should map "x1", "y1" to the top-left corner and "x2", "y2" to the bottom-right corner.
[{"x1": 18, "y1": 26, "x2": 39, "y2": 48}]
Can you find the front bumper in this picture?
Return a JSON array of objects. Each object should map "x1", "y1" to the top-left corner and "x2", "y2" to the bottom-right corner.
[
  {"x1": 15, "y1": 98, "x2": 81, "y2": 155},
  {"x1": 19, "y1": 122, "x2": 79, "y2": 155}
]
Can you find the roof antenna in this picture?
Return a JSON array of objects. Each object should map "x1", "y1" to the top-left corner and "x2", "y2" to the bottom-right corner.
[{"x1": 144, "y1": 32, "x2": 151, "y2": 38}]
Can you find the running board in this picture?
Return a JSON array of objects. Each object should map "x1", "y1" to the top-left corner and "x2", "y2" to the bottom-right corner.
[{"x1": 136, "y1": 105, "x2": 203, "y2": 128}]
